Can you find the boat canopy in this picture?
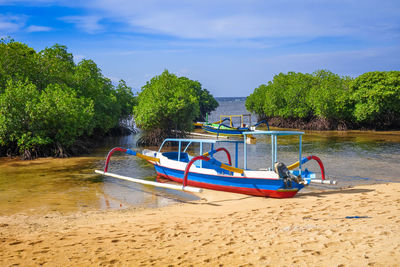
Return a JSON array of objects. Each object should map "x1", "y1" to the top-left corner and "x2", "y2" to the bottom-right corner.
[
  {"x1": 158, "y1": 138, "x2": 243, "y2": 168},
  {"x1": 158, "y1": 130, "x2": 305, "y2": 175},
  {"x1": 242, "y1": 130, "x2": 304, "y2": 175},
  {"x1": 218, "y1": 114, "x2": 252, "y2": 127}
]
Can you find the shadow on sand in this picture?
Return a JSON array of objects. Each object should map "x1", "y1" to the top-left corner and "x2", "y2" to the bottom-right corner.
[{"x1": 297, "y1": 187, "x2": 374, "y2": 198}]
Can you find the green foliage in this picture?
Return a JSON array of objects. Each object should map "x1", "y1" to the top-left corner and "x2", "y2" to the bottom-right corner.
[
  {"x1": 245, "y1": 84, "x2": 268, "y2": 118},
  {"x1": 115, "y1": 79, "x2": 137, "y2": 120},
  {"x1": 197, "y1": 88, "x2": 218, "y2": 121},
  {"x1": 36, "y1": 44, "x2": 75, "y2": 90},
  {"x1": 308, "y1": 70, "x2": 354, "y2": 121},
  {"x1": 179, "y1": 77, "x2": 218, "y2": 122},
  {"x1": 0, "y1": 38, "x2": 38, "y2": 92},
  {"x1": 0, "y1": 80, "x2": 44, "y2": 152},
  {"x1": 0, "y1": 39, "x2": 136, "y2": 158},
  {"x1": 263, "y1": 72, "x2": 313, "y2": 119},
  {"x1": 0, "y1": 80, "x2": 94, "y2": 157},
  {"x1": 246, "y1": 70, "x2": 400, "y2": 129},
  {"x1": 134, "y1": 70, "x2": 200, "y2": 144},
  {"x1": 32, "y1": 84, "x2": 94, "y2": 147},
  {"x1": 73, "y1": 59, "x2": 121, "y2": 133},
  {"x1": 351, "y1": 71, "x2": 400, "y2": 126}
]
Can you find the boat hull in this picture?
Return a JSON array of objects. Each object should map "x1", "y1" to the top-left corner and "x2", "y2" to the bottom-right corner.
[
  {"x1": 202, "y1": 124, "x2": 250, "y2": 136},
  {"x1": 153, "y1": 164, "x2": 303, "y2": 198}
]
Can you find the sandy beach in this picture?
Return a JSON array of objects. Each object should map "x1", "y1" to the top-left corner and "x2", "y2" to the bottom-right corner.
[{"x1": 1, "y1": 182, "x2": 400, "y2": 266}]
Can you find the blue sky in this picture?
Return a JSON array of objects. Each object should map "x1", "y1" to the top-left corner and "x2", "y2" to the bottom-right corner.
[{"x1": 1, "y1": 0, "x2": 399, "y2": 97}]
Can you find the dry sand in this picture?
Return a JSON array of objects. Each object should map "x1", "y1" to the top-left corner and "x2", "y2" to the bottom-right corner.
[{"x1": 1, "y1": 183, "x2": 400, "y2": 266}]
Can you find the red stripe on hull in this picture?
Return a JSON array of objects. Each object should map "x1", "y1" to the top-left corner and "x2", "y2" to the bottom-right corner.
[{"x1": 156, "y1": 172, "x2": 298, "y2": 198}]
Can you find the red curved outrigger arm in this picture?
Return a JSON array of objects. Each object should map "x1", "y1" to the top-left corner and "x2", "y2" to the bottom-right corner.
[
  {"x1": 183, "y1": 156, "x2": 209, "y2": 187},
  {"x1": 307, "y1": 155, "x2": 325, "y2": 180},
  {"x1": 214, "y1": 147, "x2": 232, "y2": 166},
  {"x1": 204, "y1": 147, "x2": 232, "y2": 166},
  {"x1": 104, "y1": 147, "x2": 127, "y2": 172}
]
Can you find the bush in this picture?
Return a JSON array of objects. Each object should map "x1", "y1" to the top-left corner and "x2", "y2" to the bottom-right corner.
[
  {"x1": 134, "y1": 70, "x2": 201, "y2": 145},
  {"x1": 0, "y1": 38, "x2": 136, "y2": 158},
  {"x1": 261, "y1": 72, "x2": 313, "y2": 119},
  {"x1": 0, "y1": 80, "x2": 44, "y2": 157},
  {"x1": 180, "y1": 77, "x2": 218, "y2": 122},
  {"x1": 307, "y1": 70, "x2": 353, "y2": 122},
  {"x1": 33, "y1": 84, "x2": 94, "y2": 149},
  {"x1": 245, "y1": 84, "x2": 268, "y2": 119},
  {"x1": 0, "y1": 80, "x2": 94, "y2": 158},
  {"x1": 0, "y1": 38, "x2": 38, "y2": 92},
  {"x1": 245, "y1": 70, "x2": 400, "y2": 130},
  {"x1": 351, "y1": 71, "x2": 400, "y2": 128}
]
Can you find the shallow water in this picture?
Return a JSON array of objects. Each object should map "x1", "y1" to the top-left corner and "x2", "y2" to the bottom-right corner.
[
  {"x1": 1, "y1": 97, "x2": 400, "y2": 215},
  {"x1": 0, "y1": 134, "x2": 199, "y2": 216}
]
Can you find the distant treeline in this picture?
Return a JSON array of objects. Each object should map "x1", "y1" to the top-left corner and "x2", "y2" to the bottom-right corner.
[
  {"x1": 215, "y1": 97, "x2": 247, "y2": 101},
  {"x1": 0, "y1": 38, "x2": 136, "y2": 159},
  {"x1": 245, "y1": 70, "x2": 400, "y2": 130}
]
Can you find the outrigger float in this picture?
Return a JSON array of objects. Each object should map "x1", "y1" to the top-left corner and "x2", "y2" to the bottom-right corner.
[{"x1": 95, "y1": 130, "x2": 336, "y2": 198}]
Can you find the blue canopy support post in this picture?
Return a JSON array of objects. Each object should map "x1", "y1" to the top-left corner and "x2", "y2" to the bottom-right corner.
[
  {"x1": 240, "y1": 130, "x2": 305, "y2": 172},
  {"x1": 274, "y1": 135, "x2": 278, "y2": 163},
  {"x1": 199, "y1": 142, "x2": 203, "y2": 168},
  {"x1": 235, "y1": 142, "x2": 239, "y2": 168},
  {"x1": 299, "y1": 135, "x2": 302, "y2": 178},
  {"x1": 244, "y1": 136, "x2": 247, "y2": 169},
  {"x1": 271, "y1": 134, "x2": 274, "y2": 169},
  {"x1": 178, "y1": 141, "x2": 182, "y2": 162},
  {"x1": 183, "y1": 141, "x2": 192, "y2": 153}
]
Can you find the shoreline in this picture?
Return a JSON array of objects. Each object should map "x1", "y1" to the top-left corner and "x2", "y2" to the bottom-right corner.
[{"x1": 1, "y1": 183, "x2": 400, "y2": 266}]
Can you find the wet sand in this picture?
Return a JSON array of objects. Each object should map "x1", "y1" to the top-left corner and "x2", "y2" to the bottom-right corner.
[{"x1": 1, "y1": 183, "x2": 400, "y2": 266}]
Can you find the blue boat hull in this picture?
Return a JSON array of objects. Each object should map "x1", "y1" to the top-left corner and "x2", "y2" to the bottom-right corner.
[
  {"x1": 153, "y1": 164, "x2": 305, "y2": 198},
  {"x1": 202, "y1": 125, "x2": 250, "y2": 136}
]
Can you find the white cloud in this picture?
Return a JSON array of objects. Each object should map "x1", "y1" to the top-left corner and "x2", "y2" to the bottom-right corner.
[
  {"x1": 0, "y1": 20, "x2": 19, "y2": 31},
  {"x1": 128, "y1": 12, "x2": 342, "y2": 39},
  {"x1": 88, "y1": 0, "x2": 400, "y2": 40},
  {"x1": 3, "y1": 0, "x2": 399, "y2": 41},
  {"x1": 0, "y1": 0, "x2": 73, "y2": 6},
  {"x1": 60, "y1": 15, "x2": 102, "y2": 34},
  {"x1": 26, "y1": 25, "x2": 51, "y2": 32},
  {"x1": 253, "y1": 46, "x2": 400, "y2": 77},
  {"x1": 4, "y1": 0, "x2": 399, "y2": 42},
  {"x1": 0, "y1": 14, "x2": 25, "y2": 32}
]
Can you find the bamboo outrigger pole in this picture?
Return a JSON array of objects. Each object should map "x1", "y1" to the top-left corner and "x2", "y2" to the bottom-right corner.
[
  {"x1": 95, "y1": 170, "x2": 202, "y2": 193},
  {"x1": 97, "y1": 147, "x2": 202, "y2": 193}
]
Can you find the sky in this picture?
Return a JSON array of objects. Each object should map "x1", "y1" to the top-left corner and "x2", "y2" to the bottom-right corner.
[{"x1": 1, "y1": 0, "x2": 399, "y2": 97}]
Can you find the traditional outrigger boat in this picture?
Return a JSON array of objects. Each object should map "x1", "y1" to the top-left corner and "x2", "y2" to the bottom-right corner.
[
  {"x1": 201, "y1": 114, "x2": 268, "y2": 137},
  {"x1": 95, "y1": 130, "x2": 336, "y2": 198}
]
